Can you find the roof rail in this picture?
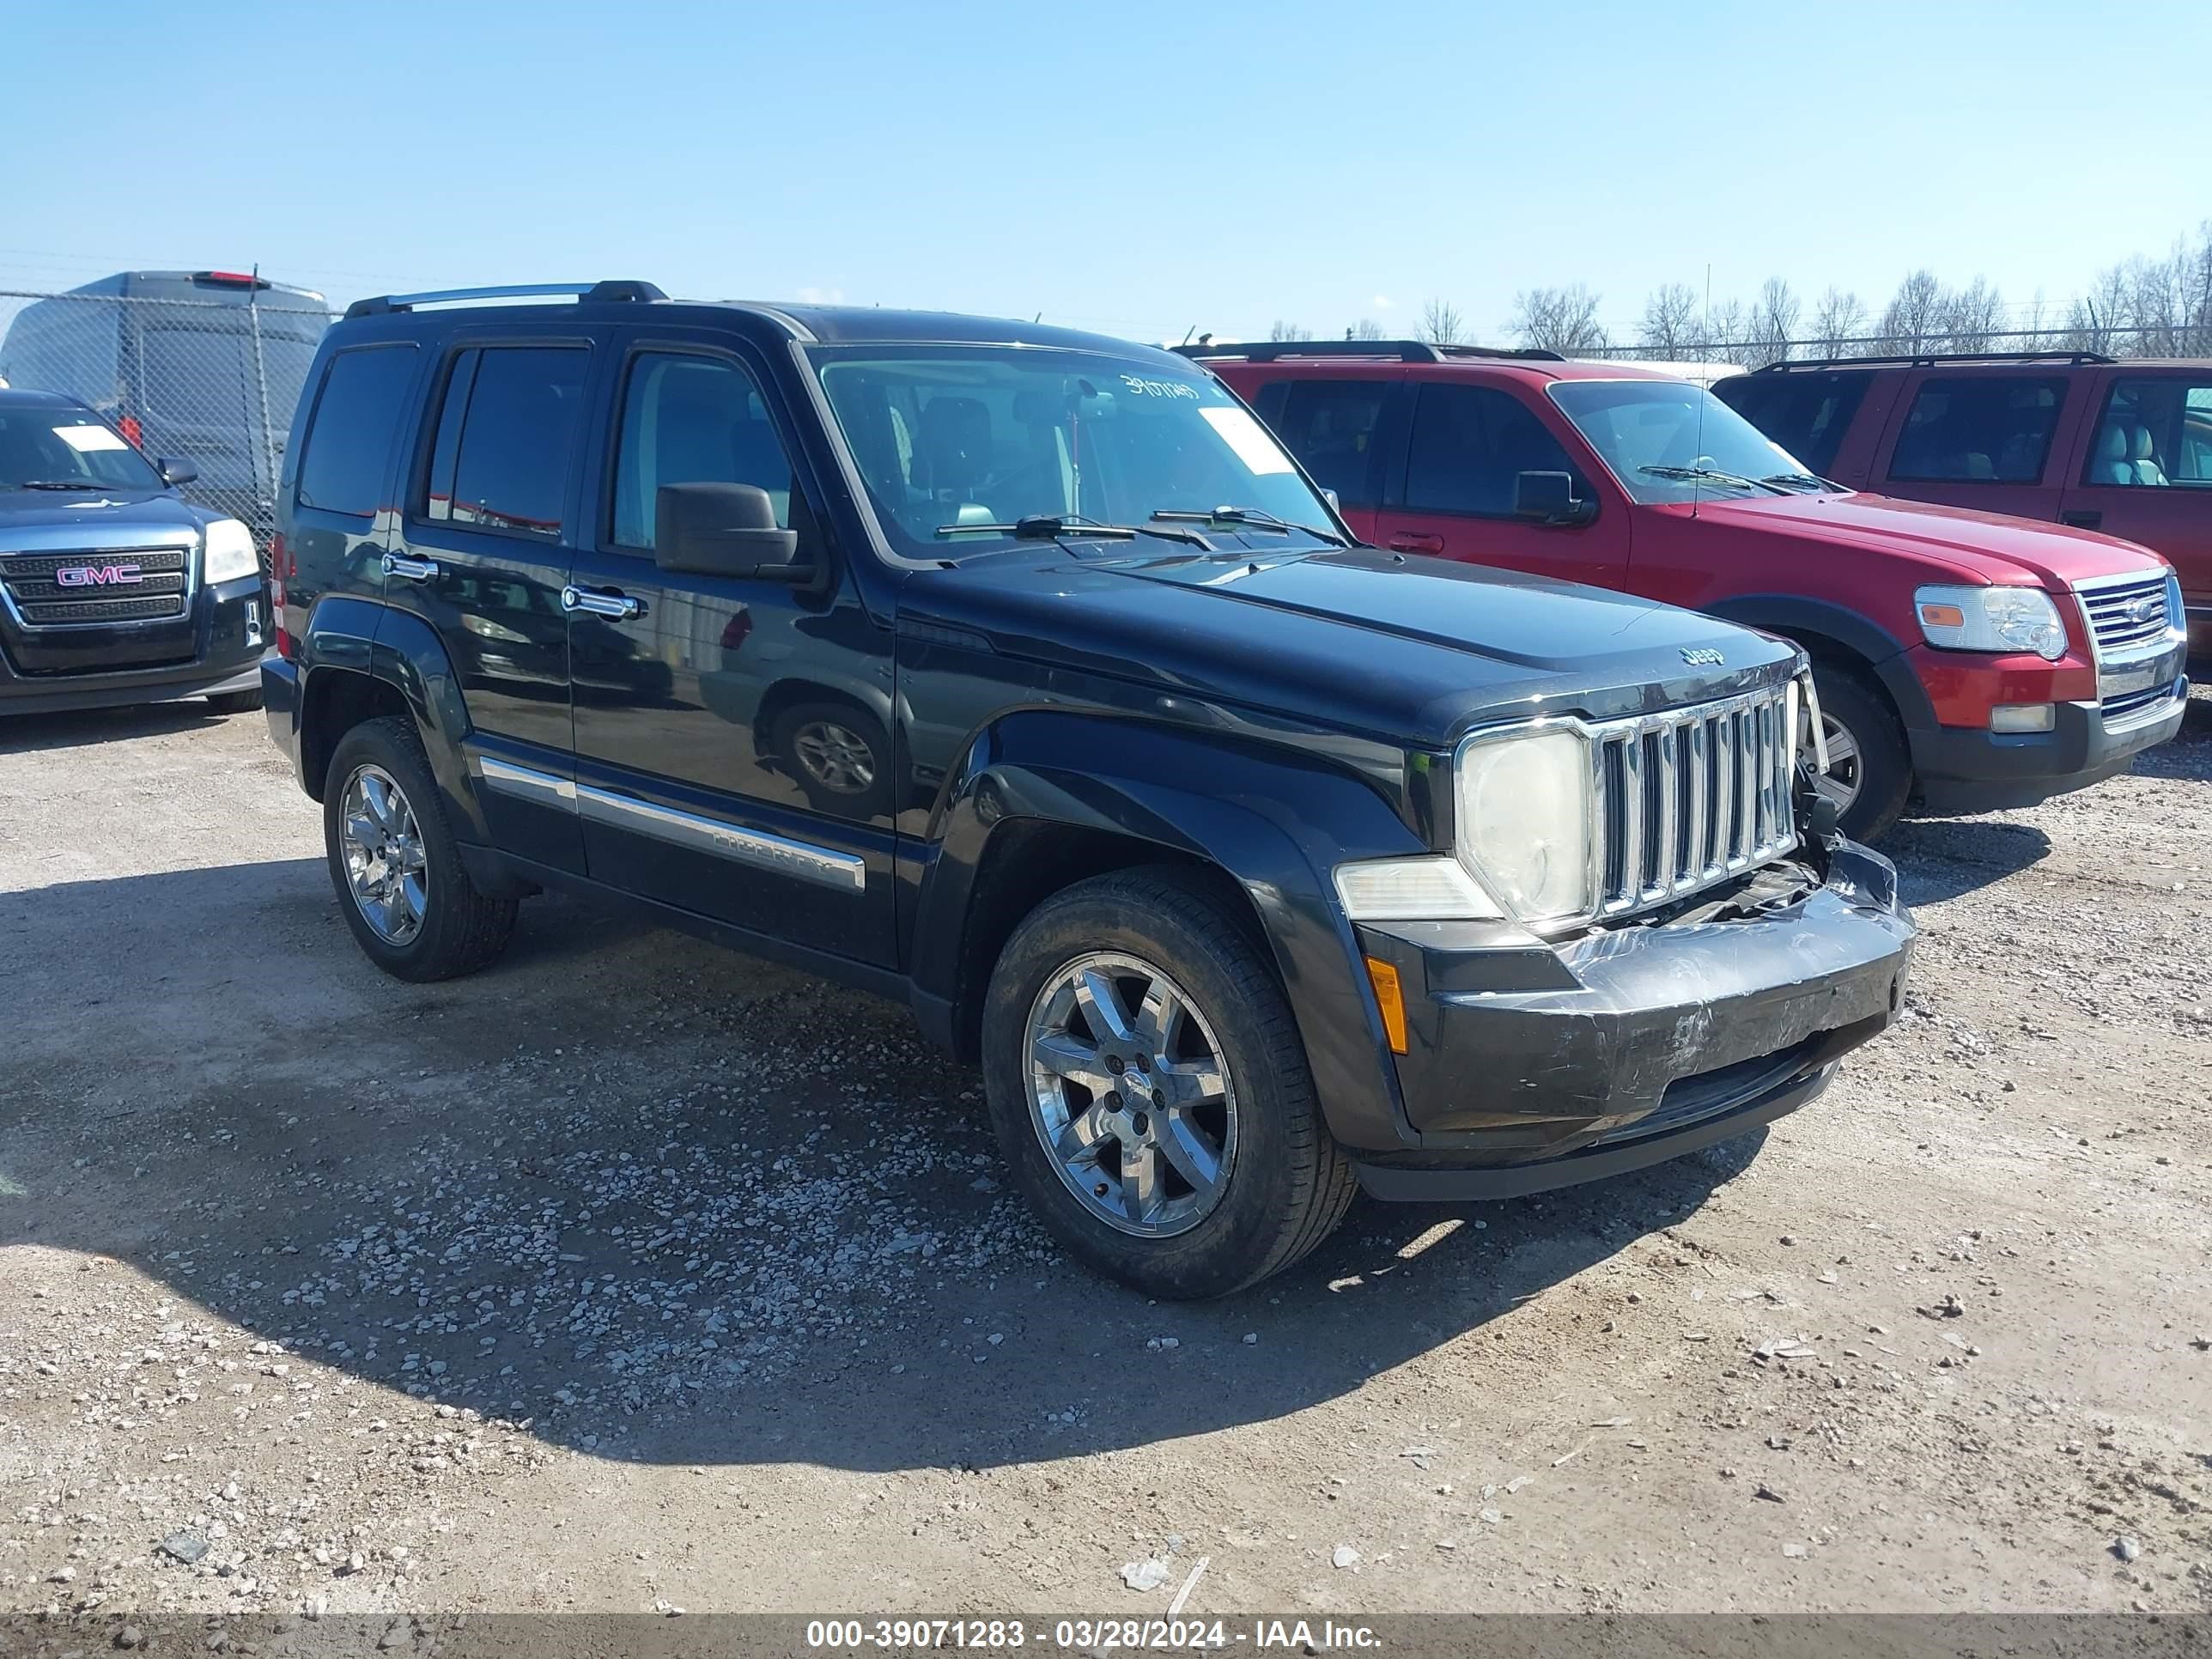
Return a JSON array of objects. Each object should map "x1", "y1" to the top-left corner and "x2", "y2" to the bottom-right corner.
[
  {"x1": 1753, "y1": 349, "x2": 2118, "y2": 374},
  {"x1": 1172, "y1": 338, "x2": 1564, "y2": 364},
  {"x1": 342, "y1": 280, "x2": 666, "y2": 321}
]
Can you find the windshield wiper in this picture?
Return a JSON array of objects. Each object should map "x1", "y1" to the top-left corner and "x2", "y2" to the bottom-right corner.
[
  {"x1": 935, "y1": 513, "x2": 1214, "y2": 550},
  {"x1": 1152, "y1": 505, "x2": 1347, "y2": 547},
  {"x1": 1761, "y1": 471, "x2": 1842, "y2": 493},
  {"x1": 15, "y1": 479, "x2": 116, "y2": 491},
  {"x1": 1638, "y1": 465, "x2": 1788, "y2": 495}
]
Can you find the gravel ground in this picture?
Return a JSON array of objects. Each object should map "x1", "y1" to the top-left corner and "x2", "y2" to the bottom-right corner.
[{"x1": 3, "y1": 691, "x2": 2209, "y2": 1623}]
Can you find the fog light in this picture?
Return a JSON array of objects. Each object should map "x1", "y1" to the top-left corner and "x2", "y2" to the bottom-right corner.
[{"x1": 1989, "y1": 703, "x2": 2055, "y2": 733}]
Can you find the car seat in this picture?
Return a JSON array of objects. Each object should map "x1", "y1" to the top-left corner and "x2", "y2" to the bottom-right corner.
[
  {"x1": 2130, "y1": 426, "x2": 2170, "y2": 486},
  {"x1": 2094, "y1": 422, "x2": 2135, "y2": 484}
]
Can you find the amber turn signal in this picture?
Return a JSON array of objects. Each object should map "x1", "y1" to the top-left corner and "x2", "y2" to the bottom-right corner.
[{"x1": 1364, "y1": 956, "x2": 1409, "y2": 1054}]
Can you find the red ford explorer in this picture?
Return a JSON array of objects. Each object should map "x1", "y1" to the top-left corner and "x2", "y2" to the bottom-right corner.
[{"x1": 1183, "y1": 340, "x2": 2189, "y2": 837}]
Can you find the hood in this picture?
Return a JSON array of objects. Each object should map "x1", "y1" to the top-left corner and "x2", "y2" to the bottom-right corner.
[
  {"x1": 905, "y1": 543, "x2": 1797, "y2": 749},
  {"x1": 1675, "y1": 490, "x2": 2168, "y2": 589},
  {"x1": 0, "y1": 488, "x2": 212, "y2": 553}
]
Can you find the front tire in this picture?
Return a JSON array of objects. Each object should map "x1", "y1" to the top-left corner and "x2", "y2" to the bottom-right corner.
[
  {"x1": 981, "y1": 868, "x2": 1357, "y2": 1298},
  {"x1": 1808, "y1": 665, "x2": 1911, "y2": 841},
  {"x1": 323, "y1": 716, "x2": 518, "y2": 981}
]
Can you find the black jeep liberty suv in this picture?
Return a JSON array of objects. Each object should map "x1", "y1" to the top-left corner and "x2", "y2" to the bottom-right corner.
[{"x1": 262, "y1": 283, "x2": 1915, "y2": 1297}]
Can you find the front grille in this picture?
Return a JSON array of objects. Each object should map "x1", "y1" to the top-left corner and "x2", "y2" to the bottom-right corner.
[
  {"x1": 2101, "y1": 680, "x2": 2182, "y2": 725},
  {"x1": 0, "y1": 548, "x2": 191, "y2": 628},
  {"x1": 1593, "y1": 683, "x2": 1800, "y2": 919},
  {"x1": 2079, "y1": 574, "x2": 2174, "y2": 654}
]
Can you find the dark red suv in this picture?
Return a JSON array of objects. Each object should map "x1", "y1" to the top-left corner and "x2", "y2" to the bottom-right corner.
[
  {"x1": 1712, "y1": 351, "x2": 2212, "y2": 658},
  {"x1": 1184, "y1": 340, "x2": 2188, "y2": 837}
]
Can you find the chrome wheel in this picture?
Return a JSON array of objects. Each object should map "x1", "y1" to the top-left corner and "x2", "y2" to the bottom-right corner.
[
  {"x1": 793, "y1": 720, "x2": 876, "y2": 794},
  {"x1": 1810, "y1": 712, "x2": 1863, "y2": 814},
  {"x1": 1025, "y1": 951, "x2": 1238, "y2": 1238},
  {"x1": 339, "y1": 763, "x2": 427, "y2": 945}
]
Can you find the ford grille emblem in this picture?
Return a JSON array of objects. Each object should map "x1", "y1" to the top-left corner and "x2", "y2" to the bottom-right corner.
[
  {"x1": 2123, "y1": 594, "x2": 2160, "y2": 624},
  {"x1": 54, "y1": 562, "x2": 145, "y2": 588},
  {"x1": 1680, "y1": 647, "x2": 1725, "y2": 666}
]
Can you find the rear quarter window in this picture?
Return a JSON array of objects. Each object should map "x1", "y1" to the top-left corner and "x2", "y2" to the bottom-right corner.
[{"x1": 294, "y1": 344, "x2": 421, "y2": 518}]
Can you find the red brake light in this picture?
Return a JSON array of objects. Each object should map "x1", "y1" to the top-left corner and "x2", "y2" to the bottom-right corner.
[
  {"x1": 269, "y1": 532, "x2": 296, "y2": 660},
  {"x1": 118, "y1": 414, "x2": 143, "y2": 448},
  {"x1": 196, "y1": 270, "x2": 270, "y2": 289}
]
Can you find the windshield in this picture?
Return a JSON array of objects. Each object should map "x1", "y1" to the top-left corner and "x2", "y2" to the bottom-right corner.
[
  {"x1": 0, "y1": 404, "x2": 164, "y2": 492},
  {"x1": 807, "y1": 345, "x2": 1337, "y2": 558},
  {"x1": 1547, "y1": 379, "x2": 1831, "y2": 504}
]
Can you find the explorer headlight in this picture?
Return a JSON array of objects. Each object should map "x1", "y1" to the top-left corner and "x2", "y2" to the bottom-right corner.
[
  {"x1": 202, "y1": 518, "x2": 259, "y2": 586},
  {"x1": 1453, "y1": 724, "x2": 1592, "y2": 924},
  {"x1": 1913, "y1": 583, "x2": 2067, "y2": 661}
]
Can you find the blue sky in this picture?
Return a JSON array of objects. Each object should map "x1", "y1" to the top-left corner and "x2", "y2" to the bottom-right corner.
[{"x1": 6, "y1": 0, "x2": 2207, "y2": 343}]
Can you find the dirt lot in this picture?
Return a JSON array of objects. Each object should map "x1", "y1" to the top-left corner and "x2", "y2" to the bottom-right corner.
[{"x1": 3, "y1": 695, "x2": 2209, "y2": 1624}]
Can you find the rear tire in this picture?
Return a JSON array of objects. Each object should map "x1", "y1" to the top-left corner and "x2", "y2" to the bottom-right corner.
[
  {"x1": 981, "y1": 867, "x2": 1357, "y2": 1299},
  {"x1": 205, "y1": 689, "x2": 263, "y2": 715},
  {"x1": 323, "y1": 716, "x2": 518, "y2": 981},
  {"x1": 1808, "y1": 665, "x2": 1911, "y2": 841}
]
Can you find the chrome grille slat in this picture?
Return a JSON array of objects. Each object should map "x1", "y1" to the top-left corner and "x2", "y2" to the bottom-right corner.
[
  {"x1": 1593, "y1": 684, "x2": 1799, "y2": 921},
  {"x1": 2075, "y1": 571, "x2": 2185, "y2": 723}
]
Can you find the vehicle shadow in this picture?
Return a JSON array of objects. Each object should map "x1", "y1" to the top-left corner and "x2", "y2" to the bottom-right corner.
[
  {"x1": 1, "y1": 858, "x2": 1759, "y2": 1476},
  {"x1": 0, "y1": 699, "x2": 237, "y2": 753},
  {"x1": 1879, "y1": 816, "x2": 2051, "y2": 906}
]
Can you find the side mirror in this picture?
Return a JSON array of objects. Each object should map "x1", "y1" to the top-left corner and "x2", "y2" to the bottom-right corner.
[
  {"x1": 158, "y1": 458, "x2": 198, "y2": 487},
  {"x1": 653, "y1": 483, "x2": 805, "y2": 580},
  {"x1": 1513, "y1": 470, "x2": 1595, "y2": 526}
]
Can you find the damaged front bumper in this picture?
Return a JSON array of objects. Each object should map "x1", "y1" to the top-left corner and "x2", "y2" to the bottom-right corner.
[{"x1": 1350, "y1": 841, "x2": 1915, "y2": 1201}]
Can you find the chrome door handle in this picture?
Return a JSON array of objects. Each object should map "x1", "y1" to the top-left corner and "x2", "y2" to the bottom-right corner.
[
  {"x1": 381, "y1": 553, "x2": 441, "y2": 582},
  {"x1": 562, "y1": 585, "x2": 643, "y2": 621}
]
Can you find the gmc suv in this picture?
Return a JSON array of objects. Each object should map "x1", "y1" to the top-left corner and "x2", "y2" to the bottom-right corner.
[
  {"x1": 1186, "y1": 340, "x2": 2188, "y2": 839},
  {"x1": 261, "y1": 283, "x2": 1914, "y2": 1297},
  {"x1": 1714, "y1": 350, "x2": 2212, "y2": 658},
  {"x1": 0, "y1": 389, "x2": 267, "y2": 717}
]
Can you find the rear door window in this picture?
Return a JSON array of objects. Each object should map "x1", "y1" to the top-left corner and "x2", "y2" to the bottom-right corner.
[
  {"x1": 2082, "y1": 378, "x2": 2212, "y2": 486},
  {"x1": 423, "y1": 345, "x2": 588, "y2": 538},
  {"x1": 293, "y1": 343, "x2": 420, "y2": 518},
  {"x1": 1404, "y1": 382, "x2": 1586, "y2": 516},
  {"x1": 1713, "y1": 372, "x2": 1868, "y2": 477},
  {"x1": 1888, "y1": 375, "x2": 2067, "y2": 483},
  {"x1": 1257, "y1": 378, "x2": 1391, "y2": 506}
]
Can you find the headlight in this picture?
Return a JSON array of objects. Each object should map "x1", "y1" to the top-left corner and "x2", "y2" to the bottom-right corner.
[
  {"x1": 1334, "y1": 856, "x2": 1501, "y2": 921},
  {"x1": 201, "y1": 518, "x2": 259, "y2": 586},
  {"x1": 1913, "y1": 583, "x2": 2067, "y2": 661},
  {"x1": 1454, "y1": 724, "x2": 1592, "y2": 924}
]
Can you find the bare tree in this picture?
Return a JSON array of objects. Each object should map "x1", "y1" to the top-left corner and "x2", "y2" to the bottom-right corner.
[
  {"x1": 1702, "y1": 297, "x2": 1760, "y2": 367},
  {"x1": 1349, "y1": 318, "x2": 1387, "y2": 341},
  {"x1": 1508, "y1": 285, "x2": 1608, "y2": 355},
  {"x1": 1752, "y1": 276, "x2": 1802, "y2": 364},
  {"x1": 1942, "y1": 277, "x2": 2004, "y2": 353},
  {"x1": 1419, "y1": 298, "x2": 1467, "y2": 344},
  {"x1": 2064, "y1": 264, "x2": 2132, "y2": 356},
  {"x1": 1638, "y1": 283, "x2": 1701, "y2": 356},
  {"x1": 1267, "y1": 319, "x2": 1310, "y2": 342},
  {"x1": 1879, "y1": 270, "x2": 1948, "y2": 355},
  {"x1": 1810, "y1": 288, "x2": 1867, "y2": 356}
]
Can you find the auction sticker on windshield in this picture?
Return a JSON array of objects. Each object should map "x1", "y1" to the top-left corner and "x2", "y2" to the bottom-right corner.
[
  {"x1": 56, "y1": 423, "x2": 129, "y2": 453},
  {"x1": 1199, "y1": 404, "x2": 1295, "y2": 475}
]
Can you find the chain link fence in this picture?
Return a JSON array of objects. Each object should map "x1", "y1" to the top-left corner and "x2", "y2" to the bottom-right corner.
[{"x1": 0, "y1": 283, "x2": 335, "y2": 545}]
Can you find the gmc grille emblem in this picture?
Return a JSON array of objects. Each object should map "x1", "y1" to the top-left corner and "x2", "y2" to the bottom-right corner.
[{"x1": 54, "y1": 562, "x2": 145, "y2": 588}]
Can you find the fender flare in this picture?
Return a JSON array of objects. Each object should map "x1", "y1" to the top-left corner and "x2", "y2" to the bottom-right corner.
[
  {"x1": 1701, "y1": 593, "x2": 1936, "y2": 735},
  {"x1": 909, "y1": 708, "x2": 1430, "y2": 1152},
  {"x1": 298, "y1": 596, "x2": 489, "y2": 840}
]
